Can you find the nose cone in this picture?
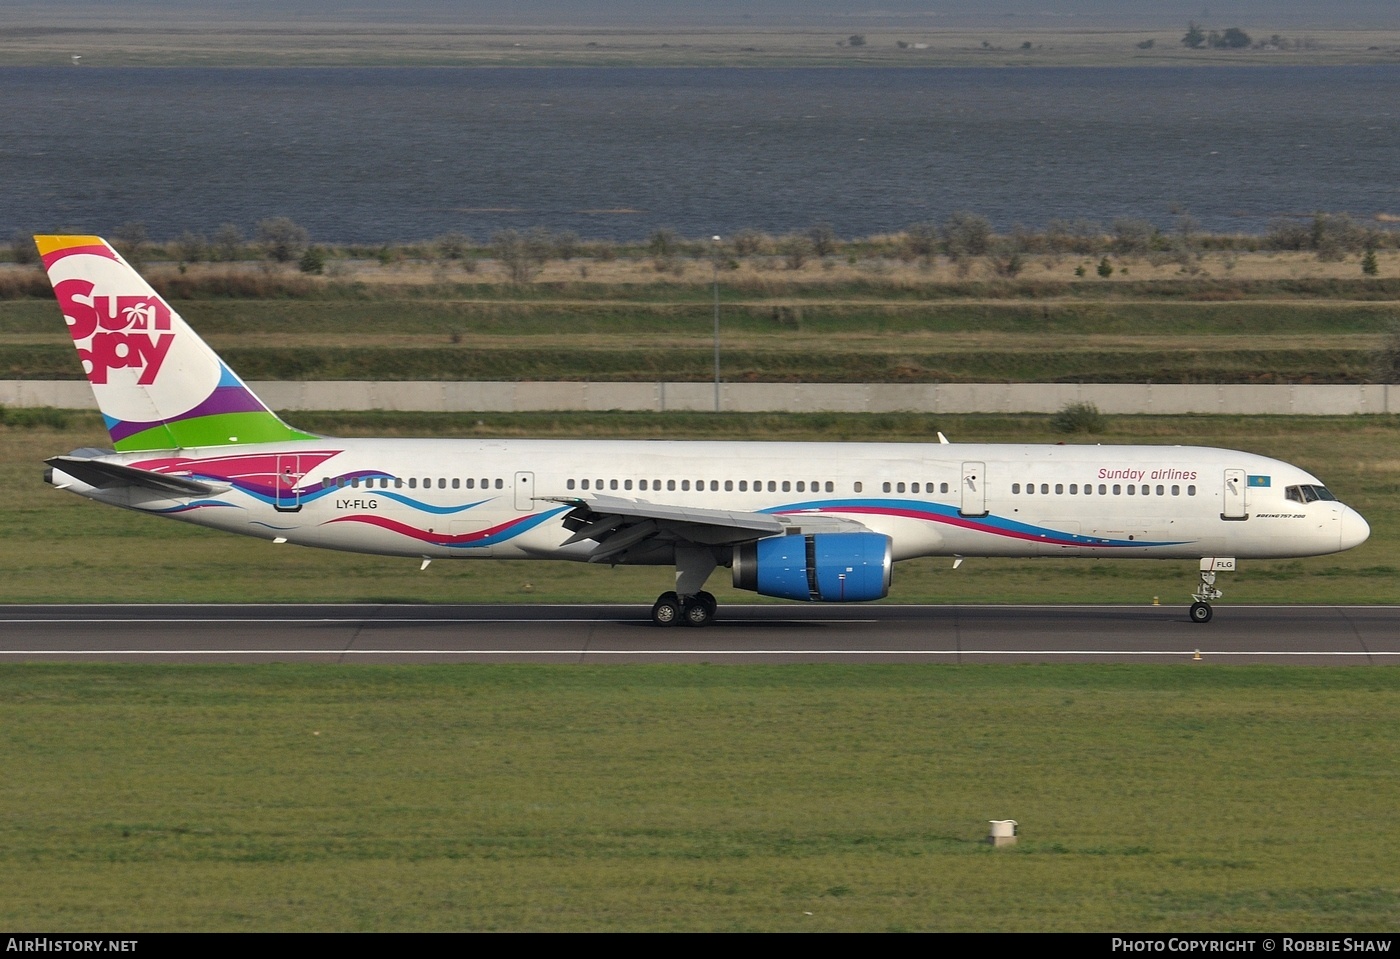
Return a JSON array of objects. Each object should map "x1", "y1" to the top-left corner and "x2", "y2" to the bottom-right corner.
[{"x1": 1340, "y1": 507, "x2": 1370, "y2": 552}]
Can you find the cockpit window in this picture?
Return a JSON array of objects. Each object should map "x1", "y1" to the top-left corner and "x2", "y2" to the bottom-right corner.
[{"x1": 1285, "y1": 484, "x2": 1337, "y2": 504}]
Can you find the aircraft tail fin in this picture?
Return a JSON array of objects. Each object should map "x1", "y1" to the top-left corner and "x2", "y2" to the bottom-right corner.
[{"x1": 36, "y1": 235, "x2": 316, "y2": 452}]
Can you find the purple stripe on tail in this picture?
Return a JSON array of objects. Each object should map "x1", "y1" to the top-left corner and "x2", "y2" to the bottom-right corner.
[{"x1": 106, "y1": 385, "x2": 273, "y2": 443}]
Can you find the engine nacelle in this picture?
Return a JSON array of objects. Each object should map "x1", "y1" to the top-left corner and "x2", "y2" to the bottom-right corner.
[{"x1": 732, "y1": 532, "x2": 892, "y2": 602}]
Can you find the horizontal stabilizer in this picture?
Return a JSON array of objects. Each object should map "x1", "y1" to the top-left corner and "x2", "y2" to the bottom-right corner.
[{"x1": 46, "y1": 455, "x2": 225, "y2": 496}]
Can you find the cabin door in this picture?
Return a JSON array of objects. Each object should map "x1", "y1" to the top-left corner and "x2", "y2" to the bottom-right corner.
[
  {"x1": 960, "y1": 461, "x2": 987, "y2": 517},
  {"x1": 1222, "y1": 469, "x2": 1248, "y2": 520},
  {"x1": 274, "y1": 455, "x2": 302, "y2": 512},
  {"x1": 514, "y1": 471, "x2": 536, "y2": 512}
]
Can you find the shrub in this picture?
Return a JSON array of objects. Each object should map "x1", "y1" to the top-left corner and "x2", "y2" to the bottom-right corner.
[
  {"x1": 436, "y1": 232, "x2": 471, "y2": 260},
  {"x1": 112, "y1": 221, "x2": 149, "y2": 266},
  {"x1": 492, "y1": 229, "x2": 545, "y2": 284},
  {"x1": 807, "y1": 223, "x2": 839, "y2": 257},
  {"x1": 731, "y1": 229, "x2": 768, "y2": 257},
  {"x1": 903, "y1": 222, "x2": 938, "y2": 260},
  {"x1": 779, "y1": 234, "x2": 813, "y2": 270},
  {"x1": 212, "y1": 223, "x2": 245, "y2": 262},
  {"x1": 942, "y1": 211, "x2": 992, "y2": 257},
  {"x1": 256, "y1": 217, "x2": 310, "y2": 263},
  {"x1": 298, "y1": 246, "x2": 326, "y2": 275},
  {"x1": 10, "y1": 231, "x2": 37, "y2": 265},
  {"x1": 2, "y1": 406, "x2": 70, "y2": 429},
  {"x1": 647, "y1": 228, "x2": 680, "y2": 258},
  {"x1": 1052, "y1": 401, "x2": 1106, "y2": 434},
  {"x1": 1111, "y1": 218, "x2": 1155, "y2": 255}
]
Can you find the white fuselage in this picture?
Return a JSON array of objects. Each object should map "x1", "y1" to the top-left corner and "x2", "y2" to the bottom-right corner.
[{"x1": 53, "y1": 438, "x2": 1369, "y2": 567}]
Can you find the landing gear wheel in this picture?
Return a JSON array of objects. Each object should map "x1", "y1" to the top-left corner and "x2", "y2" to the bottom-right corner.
[
  {"x1": 651, "y1": 591, "x2": 681, "y2": 627},
  {"x1": 682, "y1": 597, "x2": 715, "y2": 628},
  {"x1": 1190, "y1": 601, "x2": 1213, "y2": 624},
  {"x1": 694, "y1": 591, "x2": 717, "y2": 615}
]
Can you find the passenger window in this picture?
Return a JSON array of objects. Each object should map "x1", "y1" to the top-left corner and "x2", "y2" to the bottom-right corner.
[
  {"x1": 395, "y1": 478, "x2": 403, "y2": 489},
  {"x1": 567, "y1": 479, "x2": 576, "y2": 490},
  {"x1": 825, "y1": 482, "x2": 834, "y2": 493},
  {"x1": 668, "y1": 480, "x2": 676, "y2": 491},
  {"x1": 1040, "y1": 484, "x2": 1049, "y2": 495},
  {"x1": 725, "y1": 480, "x2": 733, "y2": 491},
  {"x1": 896, "y1": 482, "x2": 904, "y2": 493},
  {"x1": 1156, "y1": 485, "x2": 1164, "y2": 496},
  {"x1": 1013, "y1": 483, "x2": 1021, "y2": 494},
  {"x1": 639, "y1": 480, "x2": 648, "y2": 491},
  {"x1": 466, "y1": 478, "x2": 475, "y2": 489},
  {"x1": 1127, "y1": 485, "x2": 1135, "y2": 495},
  {"x1": 797, "y1": 481, "x2": 806, "y2": 493},
  {"x1": 883, "y1": 482, "x2": 892, "y2": 493},
  {"x1": 1188, "y1": 485, "x2": 1196, "y2": 496},
  {"x1": 682, "y1": 480, "x2": 690, "y2": 491},
  {"x1": 452, "y1": 478, "x2": 460, "y2": 489},
  {"x1": 1055, "y1": 484, "x2": 1064, "y2": 495},
  {"x1": 711, "y1": 481, "x2": 719, "y2": 492},
  {"x1": 1113, "y1": 485, "x2": 1121, "y2": 495},
  {"x1": 1026, "y1": 484, "x2": 1035, "y2": 495},
  {"x1": 1172, "y1": 485, "x2": 1180, "y2": 496},
  {"x1": 1098, "y1": 484, "x2": 1107, "y2": 495},
  {"x1": 610, "y1": 480, "x2": 619, "y2": 491},
  {"x1": 581, "y1": 479, "x2": 590, "y2": 490},
  {"x1": 495, "y1": 479, "x2": 503, "y2": 489},
  {"x1": 782, "y1": 481, "x2": 791, "y2": 492},
  {"x1": 739, "y1": 480, "x2": 747, "y2": 492}
]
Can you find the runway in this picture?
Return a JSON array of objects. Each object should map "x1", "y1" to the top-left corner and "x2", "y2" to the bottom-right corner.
[{"x1": 1, "y1": 604, "x2": 1398, "y2": 664}]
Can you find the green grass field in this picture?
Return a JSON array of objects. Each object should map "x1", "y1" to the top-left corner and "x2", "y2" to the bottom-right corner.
[
  {"x1": 2, "y1": 664, "x2": 1397, "y2": 931},
  {"x1": 3, "y1": 409, "x2": 1397, "y2": 931},
  {"x1": 4, "y1": 268, "x2": 1398, "y2": 383}
]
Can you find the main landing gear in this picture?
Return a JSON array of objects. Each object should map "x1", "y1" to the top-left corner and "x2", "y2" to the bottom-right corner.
[{"x1": 651, "y1": 590, "x2": 717, "y2": 628}]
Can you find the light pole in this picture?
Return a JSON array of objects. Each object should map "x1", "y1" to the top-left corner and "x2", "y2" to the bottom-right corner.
[{"x1": 712, "y1": 235, "x2": 722, "y2": 413}]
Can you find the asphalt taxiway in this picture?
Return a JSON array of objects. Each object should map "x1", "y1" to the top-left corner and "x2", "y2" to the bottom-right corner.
[{"x1": 1, "y1": 604, "x2": 1397, "y2": 665}]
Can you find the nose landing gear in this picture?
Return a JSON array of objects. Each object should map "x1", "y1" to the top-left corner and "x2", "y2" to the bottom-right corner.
[{"x1": 1190, "y1": 558, "x2": 1232, "y2": 624}]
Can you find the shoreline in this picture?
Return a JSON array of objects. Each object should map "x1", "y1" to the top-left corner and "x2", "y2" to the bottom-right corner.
[{"x1": 5, "y1": 25, "x2": 1399, "y2": 69}]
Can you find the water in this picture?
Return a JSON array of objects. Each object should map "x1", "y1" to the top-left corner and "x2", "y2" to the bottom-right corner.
[{"x1": 4, "y1": 65, "x2": 1398, "y2": 243}]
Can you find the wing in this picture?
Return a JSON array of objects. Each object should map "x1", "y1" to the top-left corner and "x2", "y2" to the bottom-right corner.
[
  {"x1": 544, "y1": 493, "x2": 871, "y2": 564},
  {"x1": 46, "y1": 454, "x2": 227, "y2": 496}
]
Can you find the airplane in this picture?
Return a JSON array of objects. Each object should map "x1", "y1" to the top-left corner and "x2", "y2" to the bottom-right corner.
[{"x1": 36, "y1": 234, "x2": 1370, "y2": 626}]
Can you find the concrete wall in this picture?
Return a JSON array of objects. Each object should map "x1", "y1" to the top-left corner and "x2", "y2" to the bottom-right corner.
[{"x1": 3, "y1": 380, "x2": 1395, "y2": 415}]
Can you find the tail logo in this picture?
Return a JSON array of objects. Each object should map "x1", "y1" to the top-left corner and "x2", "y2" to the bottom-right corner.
[{"x1": 54, "y1": 278, "x2": 175, "y2": 386}]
